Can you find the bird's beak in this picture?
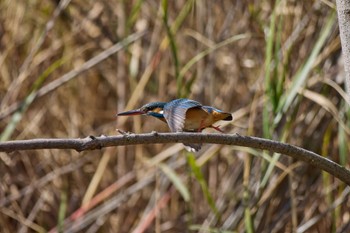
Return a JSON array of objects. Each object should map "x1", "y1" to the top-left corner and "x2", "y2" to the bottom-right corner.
[{"x1": 116, "y1": 109, "x2": 145, "y2": 116}]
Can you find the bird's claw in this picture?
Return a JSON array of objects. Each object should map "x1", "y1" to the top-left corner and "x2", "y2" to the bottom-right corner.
[
  {"x1": 210, "y1": 125, "x2": 224, "y2": 133},
  {"x1": 151, "y1": 131, "x2": 158, "y2": 135},
  {"x1": 116, "y1": 129, "x2": 132, "y2": 135}
]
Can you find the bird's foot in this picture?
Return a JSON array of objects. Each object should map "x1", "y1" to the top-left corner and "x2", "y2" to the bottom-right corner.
[
  {"x1": 151, "y1": 130, "x2": 158, "y2": 135},
  {"x1": 210, "y1": 125, "x2": 224, "y2": 133},
  {"x1": 198, "y1": 120, "x2": 205, "y2": 132},
  {"x1": 116, "y1": 129, "x2": 132, "y2": 135}
]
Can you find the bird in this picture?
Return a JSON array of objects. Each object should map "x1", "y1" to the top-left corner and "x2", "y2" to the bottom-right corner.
[{"x1": 117, "y1": 98, "x2": 232, "y2": 152}]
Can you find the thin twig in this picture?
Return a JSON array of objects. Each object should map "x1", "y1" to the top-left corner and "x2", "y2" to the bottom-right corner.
[{"x1": 1, "y1": 132, "x2": 350, "y2": 185}]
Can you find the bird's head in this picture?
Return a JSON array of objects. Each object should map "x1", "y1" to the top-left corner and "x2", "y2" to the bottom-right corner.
[{"x1": 117, "y1": 102, "x2": 167, "y2": 119}]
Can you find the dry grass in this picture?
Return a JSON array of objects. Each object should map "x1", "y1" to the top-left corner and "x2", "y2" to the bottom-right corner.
[{"x1": 0, "y1": 0, "x2": 349, "y2": 232}]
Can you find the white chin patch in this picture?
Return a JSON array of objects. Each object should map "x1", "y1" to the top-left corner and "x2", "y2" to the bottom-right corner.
[{"x1": 159, "y1": 110, "x2": 164, "y2": 114}]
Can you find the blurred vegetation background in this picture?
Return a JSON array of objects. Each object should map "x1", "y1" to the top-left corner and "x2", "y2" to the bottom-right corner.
[{"x1": 1, "y1": 0, "x2": 349, "y2": 232}]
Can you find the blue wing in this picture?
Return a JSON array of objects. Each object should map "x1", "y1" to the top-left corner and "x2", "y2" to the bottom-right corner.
[
  {"x1": 164, "y1": 98, "x2": 204, "y2": 152},
  {"x1": 163, "y1": 98, "x2": 202, "y2": 132}
]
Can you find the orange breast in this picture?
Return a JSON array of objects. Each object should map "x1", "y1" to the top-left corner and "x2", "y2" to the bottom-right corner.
[{"x1": 184, "y1": 108, "x2": 215, "y2": 130}]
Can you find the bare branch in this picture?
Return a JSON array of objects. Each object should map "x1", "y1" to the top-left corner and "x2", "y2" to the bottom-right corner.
[{"x1": 1, "y1": 132, "x2": 350, "y2": 185}]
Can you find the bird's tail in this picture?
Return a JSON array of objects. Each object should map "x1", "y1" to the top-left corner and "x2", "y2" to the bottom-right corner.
[
  {"x1": 222, "y1": 112, "x2": 233, "y2": 121},
  {"x1": 183, "y1": 143, "x2": 202, "y2": 152}
]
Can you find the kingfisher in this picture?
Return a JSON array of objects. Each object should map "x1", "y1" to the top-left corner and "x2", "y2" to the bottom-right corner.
[{"x1": 117, "y1": 98, "x2": 232, "y2": 151}]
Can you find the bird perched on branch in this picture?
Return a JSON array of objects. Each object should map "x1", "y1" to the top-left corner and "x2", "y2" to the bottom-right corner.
[{"x1": 117, "y1": 98, "x2": 232, "y2": 152}]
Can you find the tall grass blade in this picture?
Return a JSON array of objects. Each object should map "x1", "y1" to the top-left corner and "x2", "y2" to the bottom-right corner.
[
  {"x1": 244, "y1": 206, "x2": 254, "y2": 233},
  {"x1": 274, "y1": 11, "x2": 337, "y2": 124},
  {"x1": 162, "y1": 0, "x2": 180, "y2": 96},
  {"x1": 57, "y1": 189, "x2": 68, "y2": 233},
  {"x1": 338, "y1": 103, "x2": 348, "y2": 166},
  {"x1": 0, "y1": 58, "x2": 65, "y2": 141},
  {"x1": 159, "y1": 163, "x2": 190, "y2": 202},
  {"x1": 262, "y1": 0, "x2": 283, "y2": 189},
  {"x1": 186, "y1": 153, "x2": 220, "y2": 219},
  {"x1": 127, "y1": 0, "x2": 144, "y2": 29},
  {"x1": 263, "y1": 0, "x2": 280, "y2": 139}
]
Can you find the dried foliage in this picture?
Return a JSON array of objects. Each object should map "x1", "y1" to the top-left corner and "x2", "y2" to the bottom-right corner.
[{"x1": 0, "y1": 0, "x2": 349, "y2": 233}]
